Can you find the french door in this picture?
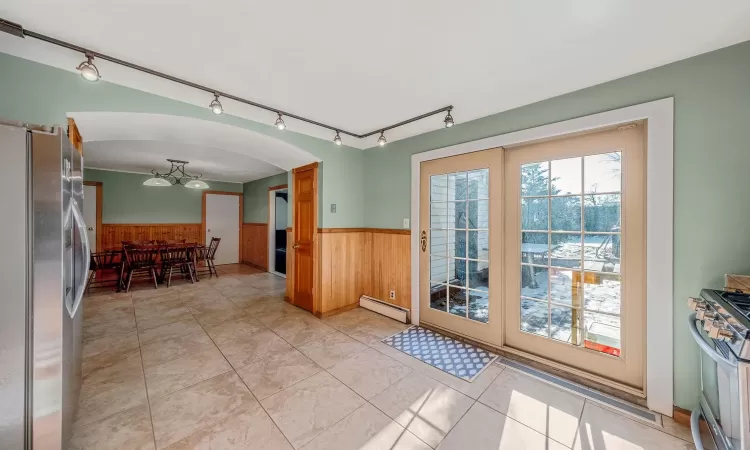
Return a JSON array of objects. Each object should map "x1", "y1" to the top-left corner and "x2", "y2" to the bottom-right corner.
[
  {"x1": 419, "y1": 124, "x2": 646, "y2": 391},
  {"x1": 419, "y1": 148, "x2": 503, "y2": 347}
]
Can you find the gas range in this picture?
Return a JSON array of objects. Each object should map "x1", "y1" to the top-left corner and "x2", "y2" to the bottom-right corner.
[{"x1": 689, "y1": 289, "x2": 750, "y2": 362}]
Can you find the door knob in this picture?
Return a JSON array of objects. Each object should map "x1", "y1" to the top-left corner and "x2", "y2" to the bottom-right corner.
[
  {"x1": 293, "y1": 244, "x2": 300, "y2": 249},
  {"x1": 87, "y1": 227, "x2": 94, "y2": 231}
]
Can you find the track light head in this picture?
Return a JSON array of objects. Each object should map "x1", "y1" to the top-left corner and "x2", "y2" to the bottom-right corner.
[
  {"x1": 275, "y1": 113, "x2": 286, "y2": 130},
  {"x1": 377, "y1": 131, "x2": 387, "y2": 147},
  {"x1": 444, "y1": 109, "x2": 454, "y2": 128},
  {"x1": 76, "y1": 53, "x2": 100, "y2": 82},
  {"x1": 333, "y1": 131, "x2": 342, "y2": 146},
  {"x1": 209, "y1": 94, "x2": 223, "y2": 115}
]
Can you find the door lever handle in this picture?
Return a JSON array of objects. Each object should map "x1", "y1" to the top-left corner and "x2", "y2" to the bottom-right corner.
[{"x1": 293, "y1": 244, "x2": 300, "y2": 249}]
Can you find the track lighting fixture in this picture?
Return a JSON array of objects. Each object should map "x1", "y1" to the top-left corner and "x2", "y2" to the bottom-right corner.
[
  {"x1": 209, "y1": 94, "x2": 223, "y2": 115},
  {"x1": 444, "y1": 108, "x2": 454, "y2": 128},
  {"x1": 333, "y1": 131, "x2": 342, "y2": 146},
  {"x1": 76, "y1": 52, "x2": 100, "y2": 82},
  {"x1": 377, "y1": 131, "x2": 387, "y2": 147},
  {"x1": 274, "y1": 113, "x2": 286, "y2": 130}
]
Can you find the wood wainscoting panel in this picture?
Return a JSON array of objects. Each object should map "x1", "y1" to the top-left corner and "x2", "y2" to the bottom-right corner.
[
  {"x1": 366, "y1": 232, "x2": 411, "y2": 309},
  {"x1": 241, "y1": 223, "x2": 268, "y2": 270},
  {"x1": 285, "y1": 228, "x2": 294, "y2": 303},
  {"x1": 101, "y1": 223, "x2": 201, "y2": 250},
  {"x1": 319, "y1": 231, "x2": 372, "y2": 314}
]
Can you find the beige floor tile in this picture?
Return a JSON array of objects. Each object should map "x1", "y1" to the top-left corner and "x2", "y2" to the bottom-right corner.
[
  {"x1": 135, "y1": 299, "x2": 193, "y2": 331},
  {"x1": 141, "y1": 330, "x2": 216, "y2": 368},
  {"x1": 215, "y1": 329, "x2": 293, "y2": 368},
  {"x1": 230, "y1": 292, "x2": 286, "y2": 309},
  {"x1": 340, "y1": 318, "x2": 409, "y2": 346},
  {"x1": 261, "y1": 371, "x2": 366, "y2": 449},
  {"x1": 251, "y1": 302, "x2": 310, "y2": 324},
  {"x1": 68, "y1": 404, "x2": 155, "y2": 450},
  {"x1": 236, "y1": 348, "x2": 322, "y2": 399},
  {"x1": 187, "y1": 297, "x2": 248, "y2": 327},
  {"x1": 83, "y1": 330, "x2": 140, "y2": 360},
  {"x1": 478, "y1": 368, "x2": 584, "y2": 447},
  {"x1": 203, "y1": 316, "x2": 265, "y2": 345},
  {"x1": 202, "y1": 276, "x2": 243, "y2": 289},
  {"x1": 84, "y1": 303, "x2": 135, "y2": 323},
  {"x1": 573, "y1": 402, "x2": 697, "y2": 450},
  {"x1": 83, "y1": 315, "x2": 137, "y2": 341},
  {"x1": 163, "y1": 404, "x2": 293, "y2": 450},
  {"x1": 131, "y1": 288, "x2": 182, "y2": 305},
  {"x1": 83, "y1": 297, "x2": 133, "y2": 318},
  {"x1": 296, "y1": 331, "x2": 368, "y2": 369},
  {"x1": 76, "y1": 370, "x2": 148, "y2": 426},
  {"x1": 144, "y1": 347, "x2": 232, "y2": 399},
  {"x1": 437, "y1": 402, "x2": 569, "y2": 450},
  {"x1": 328, "y1": 347, "x2": 412, "y2": 400},
  {"x1": 267, "y1": 314, "x2": 336, "y2": 346},
  {"x1": 300, "y1": 403, "x2": 430, "y2": 450},
  {"x1": 137, "y1": 317, "x2": 204, "y2": 345},
  {"x1": 150, "y1": 371, "x2": 257, "y2": 449},
  {"x1": 82, "y1": 347, "x2": 143, "y2": 385},
  {"x1": 216, "y1": 284, "x2": 263, "y2": 300},
  {"x1": 370, "y1": 371, "x2": 475, "y2": 448}
]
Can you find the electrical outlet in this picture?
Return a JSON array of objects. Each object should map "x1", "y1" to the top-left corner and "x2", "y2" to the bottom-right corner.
[
  {"x1": 330, "y1": 203, "x2": 336, "y2": 213},
  {"x1": 403, "y1": 218, "x2": 410, "y2": 229},
  {"x1": 389, "y1": 290, "x2": 396, "y2": 300}
]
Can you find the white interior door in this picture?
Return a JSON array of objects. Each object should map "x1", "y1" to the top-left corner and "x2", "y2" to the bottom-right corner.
[
  {"x1": 205, "y1": 194, "x2": 240, "y2": 265},
  {"x1": 83, "y1": 185, "x2": 97, "y2": 251}
]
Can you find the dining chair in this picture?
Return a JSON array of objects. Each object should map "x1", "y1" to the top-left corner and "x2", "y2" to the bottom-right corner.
[
  {"x1": 122, "y1": 244, "x2": 160, "y2": 291},
  {"x1": 86, "y1": 250, "x2": 123, "y2": 293},
  {"x1": 159, "y1": 243, "x2": 196, "y2": 287},
  {"x1": 195, "y1": 237, "x2": 221, "y2": 278}
]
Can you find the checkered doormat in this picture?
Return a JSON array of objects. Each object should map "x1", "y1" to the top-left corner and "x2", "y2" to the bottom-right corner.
[{"x1": 382, "y1": 326, "x2": 498, "y2": 382}]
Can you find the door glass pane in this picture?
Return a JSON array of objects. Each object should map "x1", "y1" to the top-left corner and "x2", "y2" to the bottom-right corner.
[
  {"x1": 584, "y1": 311, "x2": 621, "y2": 356},
  {"x1": 430, "y1": 256, "x2": 448, "y2": 283},
  {"x1": 518, "y1": 152, "x2": 624, "y2": 356},
  {"x1": 467, "y1": 200, "x2": 489, "y2": 229},
  {"x1": 430, "y1": 202, "x2": 448, "y2": 229},
  {"x1": 468, "y1": 231, "x2": 489, "y2": 260},
  {"x1": 448, "y1": 286, "x2": 467, "y2": 318},
  {"x1": 584, "y1": 152, "x2": 621, "y2": 193},
  {"x1": 551, "y1": 196, "x2": 581, "y2": 231},
  {"x1": 429, "y1": 168, "x2": 490, "y2": 323},
  {"x1": 551, "y1": 157, "x2": 582, "y2": 195},
  {"x1": 521, "y1": 299, "x2": 549, "y2": 337},
  {"x1": 468, "y1": 260, "x2": 489, "y2": 291},
  {"x1": 521, "y1": 162, "x2": 549, "y2": 196},
  {"x1": 430, "y1": 283, "x2": 448, "y2": 312},
  {"x1": 469, "y1": 290, "x2": 489, "y2": 323},
  {"x1": 521, "y1": 198, "x2": 548, "y2": 231},
  {"x1": 468, "y1": 169, "x2": 489, "y2": 199}
]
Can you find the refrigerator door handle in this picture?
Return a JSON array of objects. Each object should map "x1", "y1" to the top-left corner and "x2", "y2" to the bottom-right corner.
[{"x1": 69, "y1": 199, "x2": 90, "y2": 318}]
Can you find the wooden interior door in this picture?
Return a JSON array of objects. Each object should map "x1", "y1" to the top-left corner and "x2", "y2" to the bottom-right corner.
[
  {"x1": 504, "y1": 124, "x2": 646, "y2": 391},
  {"x1": 419, "y1": 148, "x2": 504, "y2": 348},
  {"x1": 292, "y1": 163, "x2": 318, "y2": 313}
]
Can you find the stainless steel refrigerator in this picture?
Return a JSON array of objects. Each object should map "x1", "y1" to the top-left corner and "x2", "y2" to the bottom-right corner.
[{"x1": 0, "y1": 121, "x2": 90, "y2": 449}]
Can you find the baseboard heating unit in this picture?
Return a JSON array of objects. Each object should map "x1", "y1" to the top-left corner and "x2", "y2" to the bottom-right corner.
[{"x1": 359, "y1": 296, "x2": 409, "y2": 323}]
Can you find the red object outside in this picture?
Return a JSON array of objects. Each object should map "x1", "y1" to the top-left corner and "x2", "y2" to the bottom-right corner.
[{"x1": 584, "y1": 340, "x2": 620, "y2": 357}]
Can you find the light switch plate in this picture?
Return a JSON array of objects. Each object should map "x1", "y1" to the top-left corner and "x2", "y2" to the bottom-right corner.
[
  {"x1": 330, "y1": 204, "x2": 336, "y2": 213},
  {"x1": 403, "y1": 218, "x2": 410, "y2": 228}
]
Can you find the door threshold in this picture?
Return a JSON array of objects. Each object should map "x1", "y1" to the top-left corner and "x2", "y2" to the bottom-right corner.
[
  {"x1": 270, "y1": 271, "x2": 286, "y2": 278},
  {"x1": 497, "y1": 357, "x2": 659, "y2": 426}
]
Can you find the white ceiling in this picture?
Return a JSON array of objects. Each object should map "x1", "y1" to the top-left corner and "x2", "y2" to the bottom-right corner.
[
  {"x1": 2, "y1": 1, "x2": 750, "y2": 149},
  {"x1": 72, "y1": 112, "x2": 319, "y2": 182}
]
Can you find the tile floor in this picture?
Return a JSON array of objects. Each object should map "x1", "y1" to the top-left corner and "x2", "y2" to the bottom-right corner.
[{"x1": 72, "y1": 264, "x2": 700, "y2": 450}]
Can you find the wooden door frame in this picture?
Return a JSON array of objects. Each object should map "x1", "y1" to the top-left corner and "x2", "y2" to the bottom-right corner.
[
  {"x1": 201, "y1": 191, "x2": 244, "y2": 262},
  {"x1": 82, "y1": 181, "x2": 103, "y2": 252},
  {"x1": 410, "y1": 98, "x2": 674, "y2": 415},
  {"x1": 290, "y1": 162, "x2": 319, "y2": 315},
  {"x1": 268, "y1": 184, "x2": 289, "y2": 277}
]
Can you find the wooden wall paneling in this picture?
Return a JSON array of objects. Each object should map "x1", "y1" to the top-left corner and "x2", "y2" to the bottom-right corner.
[
  {"x1": 100, "y1": 223, "x2": 202, "y2": 250},
  {"x1": 319, "y1": 231, "x2": 372, "y2": 314},
  {"x1": 285, "y1": 228, "x2": 294, "y2": 303},
  {"x1": 367, "y1": 232, "x2": 411, "y2": 309},
  {"x1": 241, "y1": 223, "x2": 268, "y2": 270}
]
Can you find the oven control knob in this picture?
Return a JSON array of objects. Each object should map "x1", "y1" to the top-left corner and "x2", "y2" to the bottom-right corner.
[
  {"x1": 708, "y1": 322, "x2": 735, "y2": 342},
  {"x1": 698, "y1": 310, "x2": 717, "y2": 321},
  {"x1": 703, "y1": 319, "x2": 716, "y2": 332},
  {"x1": 688, "y1": 297, "x2": 706, "y2": 311}
]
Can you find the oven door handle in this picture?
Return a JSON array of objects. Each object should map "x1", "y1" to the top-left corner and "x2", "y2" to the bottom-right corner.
[{"x1": 688, "y1": 313, "x2": 737, "y2": 370}]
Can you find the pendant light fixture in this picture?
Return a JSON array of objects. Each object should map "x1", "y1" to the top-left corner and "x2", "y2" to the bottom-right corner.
[
  {"x1": 333, "y1": 131, "x2": 342, "y2": 146},
  {"x1": 377, "y1": 131, "x2": 387, "y2": 147},
  {"x1": 274, "y1": 113, "x2": 286, "y2": 130},
  {"x1": 209, "y1": 94, "x2": 223, "y2": 115},
  {"x1": 444, "y1": 108, "x2": 454, "y2": 128},
  {"x1": 143, "y1": 159, "x2": 210, "y2": 189},
  {"x1": 76, "y1": 52, "x2": 100, "y2": 82}
]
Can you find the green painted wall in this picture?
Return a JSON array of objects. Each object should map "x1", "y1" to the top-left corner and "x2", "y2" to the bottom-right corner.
[
  {"x1": 362, "y1": 40, "x2": 750, "y2": 410},
  {"x1": 242, "y1": 172, "x2": 289, "y2": 223},
  {"x1": 0, "y1": 52, "x2": 365, "y2": 228},
  {"x1": 84, "y1": 169, "x2": 241, "y2": 223}
]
